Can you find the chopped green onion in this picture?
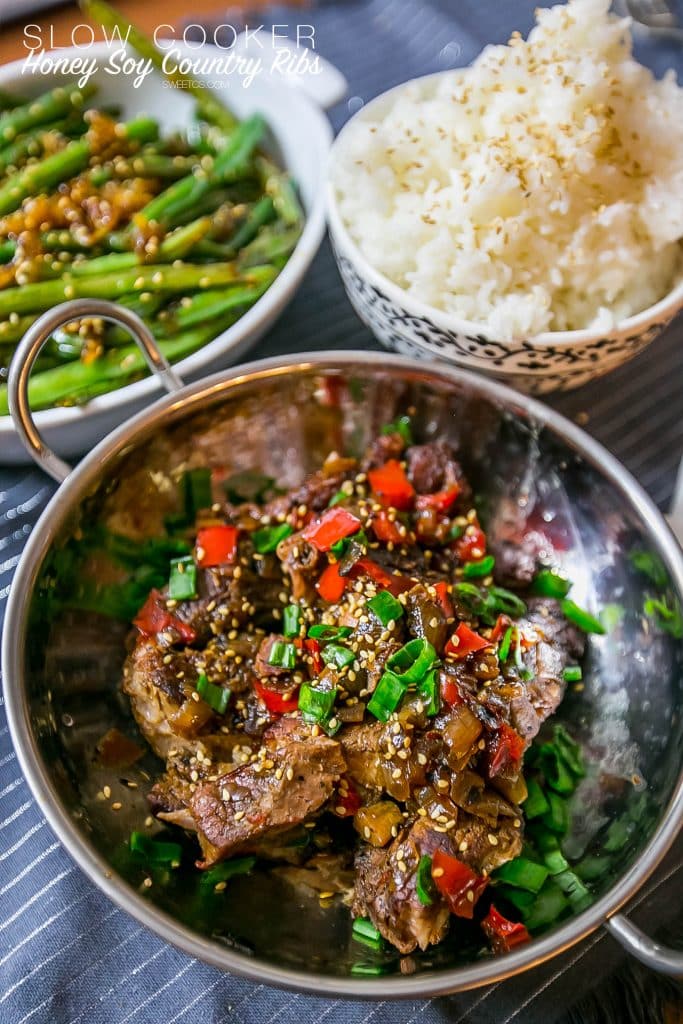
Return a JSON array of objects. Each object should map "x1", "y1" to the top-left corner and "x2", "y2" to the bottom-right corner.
[
  {"x1": 350, "y1": 962, "x2": 386, "y2": 976},
  {"x1": 283, "y1": 604, "x2": 303, "y2": 639},
  {"x1": 563, "y1": 665, "x2": 582, "y2": 682},
  {"x1": 381, "y1": 415, "x2": 412, "y2": 444},
  {"x1": 643, "y1": 595, "x2": 683, "y2": 638},
  {"x1": 532, "y1": 569, "x2": 572, "y2": 599},
  {"x1": 130, "y1": 831, "x2": 182, "y2": 866},
  {"x1": 367, "y1": 590, "x2": 404, "y2": 626},
  {"x1": 200, "y1": 855, "x2": 256, "y2": 888},
  {"x1": 542, "y1": 791, "x2": 570, "y2": 835},
  {"x1": 560, "y1": 599, "x2": 606, "y2": 635},
  {"x1": 498, "y1": 626, "x2": 514, "y2": 663},
  {"x1": 196, "y1": 673, "x2": 230, "y2": 714},
  {"x1": 416, "y1": 855, "x2": 436, "y2": 906},
  {"x1": 553, "y1": 868, "x2": 592, "y2": 909},
  {"x1": 417, "y1": 668, "x2": 439, "y2": 717},
  {"x1": 331, "y1": 529, "x2": 367, "y2": 559},
  {"x1": 308, "y1": 624, "x2": 353, "y2": 641},
  {"x1": 514, "y1": 628, "x2": 533, "y2": 681},
  {"x1": 543, "y1": 848, "x2": 570, "y2": 876},
  {"x1": 494, "y1": 857, "x2": 549, "y2": 894},
  {"x1": 321, "y1": 643, "x2": 355, "y2": 670},
  {"x1": 252, "y1": 523, "x2": 293, "y2": 554},
  {"x1": 496, "y1": 884, "x2": 537, "y2": 914},
  {"x1": 328, "y1": 489, "x2": 348, "y2": 508},
  {"x1": 603, "y1": 817, "x2": 635, "y2": 853},
  {"x1": 537, "y1": 743, "x2": 576, "y2": 795},
  {"x1": 268, "y1": 641, "x2": 297, "y2": 669},
  {"x1": 449, "y1": 523, "x2": 464, "y2": 541},
  {"x1": 182, "y1": 467, "x2": 212, "y2": 518},
  {"x1": 366, "y1": 671, "x2": 408, "y2": 722},
  {"x1": 462, "y1": 554, "x2": 495, "y2": 578},
  {"x1": 352, "y1": 916, "x2": 383, "y2": 949},
  {"x1": 488, "y1": 586, "x2": 527, "y2": 618},
  {"x1": 386, "y1": 638, "x2": 437, "y2": 684},
  {"x1": 575, "y1": 854, "x2": 611, "y2": 881},
  {"x1": 168, "y1": 555, "x2": 197, "y2": 600},
  {"x1": 629, "y1": 549, "x2": 668, "y2": 588},
  {"x1": 523, "y1": 881, "x2": 568, "y2": 930},
  {"x1": 524, "y1": 778, "x2": 550, "y2": 819},
  {"x1": 552, "y1": 725, "x2": 585, "y2": 780},
  {"x1": 298, "y1": 682, "x2": 336, "y2": 725}
]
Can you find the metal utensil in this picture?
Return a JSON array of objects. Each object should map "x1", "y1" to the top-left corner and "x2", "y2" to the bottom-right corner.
[{"x1": 2, "y1": 300, "x2": 682, "y2": 995}]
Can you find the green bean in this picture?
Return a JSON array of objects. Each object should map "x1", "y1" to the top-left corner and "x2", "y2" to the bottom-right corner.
[
  {"x1": 81, "y1": 0, "x2": 238, "y2": 133},
  {"x1": 0, "y1": 311, "x2": 241, "y2": 413},
  {"x1": 257, "y1": 157, "x2": 303, "y2": 227},
  {"x1": 0, "y1": 83, "x2": 96, "y2": 146},
  {"x1": 164, "y1": 265, "x2": 277, "y2": 330},
  {"x1": 136, "y1": 115, "x2": 264, "y2": 228},
  {"x1": 108, "y1": 152, "x2": 200, "y2": 181},
  {"x1": 0, "y1": 313, "x2": 36, "y2": 344},
  {"x1": 238, "y1": 225, "x2": 301, "y2": 267},
  {"x1": 69, "y1": 217, "x2": 213, "y2": 277},
  {"x1": 0, "y1": 261, "x2": 257, "y2": 316},
  {"x1": 0, "y1": 115, "x2": 158, "y2": 216},
  {"x1": 0, "y1": 139, "x2": 91, "y2": 216}
]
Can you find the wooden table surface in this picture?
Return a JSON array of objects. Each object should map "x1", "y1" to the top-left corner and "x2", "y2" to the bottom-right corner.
[{"x1": 0, "y1": 0, "x2": 279, "y2": 66}]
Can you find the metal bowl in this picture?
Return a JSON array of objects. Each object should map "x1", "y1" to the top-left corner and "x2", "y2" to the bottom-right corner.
[{"x1": 3, "y1": 301, "x2": 682, "y2": 996}]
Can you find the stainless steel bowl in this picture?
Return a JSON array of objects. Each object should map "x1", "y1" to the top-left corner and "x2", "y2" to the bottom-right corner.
[{"x1": 2, "y1": 301, "x2": 682, "y2": 997}]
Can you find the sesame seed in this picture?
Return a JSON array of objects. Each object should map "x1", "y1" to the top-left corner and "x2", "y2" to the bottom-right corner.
[
  {"x1": 234, "y1": 810, "x2": 245, "y2": 821},
  {"x1": 459, "y1": 841, "x2": 468, "y2": 852},
  {"x1": 433, "y1": 867, "x2": 445, "y2": 878},
  {"x1": 214, "y1": 881, "x2": 227, "y2": 892},
  {"x1": 391, "y1": 767, "x2": 402, "y2": 780},
  {"x1": 111, "y1": 802, "x2": 122, "y2": 811},
  {"x1": 488, "y1": 834, "x2": 498, "y2": 846}
]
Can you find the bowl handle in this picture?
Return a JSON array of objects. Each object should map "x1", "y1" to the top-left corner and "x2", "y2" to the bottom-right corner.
[
  {"x1": 7, "y1": 299, "x2": 184, "y2": 484},
  {"x1": 606, "y1": 913, "x2": 683, "y2": 976}
]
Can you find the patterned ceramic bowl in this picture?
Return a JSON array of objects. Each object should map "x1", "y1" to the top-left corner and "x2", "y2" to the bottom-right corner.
[{"x1": 326, "y1": 74, "x2": 683, "y2": 394}]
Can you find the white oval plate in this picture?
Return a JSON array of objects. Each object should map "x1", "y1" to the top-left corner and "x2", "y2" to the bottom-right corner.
[{"x1": 0, "y1": 40, "x2": 344, "y2": 461}]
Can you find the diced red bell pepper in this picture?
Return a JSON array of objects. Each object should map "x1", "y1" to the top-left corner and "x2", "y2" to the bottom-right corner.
[
  {"x1": 133, "y1": 590, "x2": 197, "y2": 644},
  {"x1": 316, "y1": 561, "x2": 347, "y2": 603},
  {"x1": 352, "y1": 557, "x2": 413, "y2": 597},
  {"x1": 371, "y1": 511, "x2": 405, "y2": 546},
  {"x1": 333, "y1": 778, "x2": 362, "y2": 817},
  {"x1": 303, "y1": 507, "x2": 361, "y2": 552},
  {"x1": 431, "y1": 849, "x2": 489, "y2": 918},
  {"x1": 440, "y1": 673, "x2": 465, "y2": 706},
  {"x1": 481, "y1": 905, "x2": 531, "y2": 954},
  {"x1": 491, "y1": 614, "x2": 512, "y2": 642},
  {"x1": 445, "y1": 623, "x2": 491, "y2": 659},
  {"x1": 304, "y1": 637, "x2": 323, "y2": 675},
  {"x1": 253, "y1": 678, "x2": 299, "y2": 715},
  {"x1": 452, "y1": 523, "x2": 487, "y2": 562},
  {"x1": 367, "y1": 460, "x2": 415, "y2": 511},
  {"x1": 488, "y1": 722, "x2": 525, "y2": 778},
  {"x1": 415, "y1": 485, "x2": 460, "y2": 515},
  {"x1": 433, "y1": 581, "x2": 454, "y2": 618},
  {"x1": 195, "y1": 525, "x2": 238, "y2": 567}
]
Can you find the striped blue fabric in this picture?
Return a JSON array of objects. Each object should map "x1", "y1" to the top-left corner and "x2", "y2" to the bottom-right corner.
[{"x1": 1, "y1": 2, "x2": 682, "y2": 1021}]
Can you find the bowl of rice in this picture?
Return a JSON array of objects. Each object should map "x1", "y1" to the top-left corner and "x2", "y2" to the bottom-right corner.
[{"x1": 327, "y1": 0, "x2": 683, "y2": 393}]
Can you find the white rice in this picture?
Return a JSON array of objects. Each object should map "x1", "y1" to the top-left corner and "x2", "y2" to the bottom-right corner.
[{"x1": 332, "y1": 0, "x2": 683, "y2": 340}]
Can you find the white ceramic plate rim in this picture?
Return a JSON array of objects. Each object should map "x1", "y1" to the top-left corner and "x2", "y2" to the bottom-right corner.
[
  {"x1": 0, "y1": 42, "x2": 332, "y2": 435},
  {"x1": 326, "y1": 69, "x2": 683, "y2": 350}
]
